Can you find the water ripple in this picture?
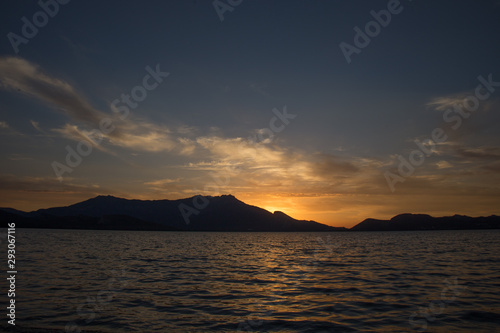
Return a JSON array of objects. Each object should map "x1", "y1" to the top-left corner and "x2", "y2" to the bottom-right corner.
[{"x1": 12, "y1": 229, "x2": 500, "y2": 332}]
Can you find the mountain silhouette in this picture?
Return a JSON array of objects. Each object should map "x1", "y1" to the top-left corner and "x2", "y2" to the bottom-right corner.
[
  {"x1": 0, "y1": 195, "x2": 344, "y2": 232},
  {"x1": 351, "y1": 213, "x2": 500, "y2": 231},
  {"x1": 2, "y1": 196, "x2": 499, "y2": 231}
]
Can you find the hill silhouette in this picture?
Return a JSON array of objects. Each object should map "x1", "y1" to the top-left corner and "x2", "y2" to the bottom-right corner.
[
  {"x1": 351, "y1": 213, "x2": 500, "y2": 231},
  {"x1": 1, "y1": 195, "x2": 499, "y2": 231},
  {"x1": 0, "y1": 195, "x2": 343, "y2": 232}
]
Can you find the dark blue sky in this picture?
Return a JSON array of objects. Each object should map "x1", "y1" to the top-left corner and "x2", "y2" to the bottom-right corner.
[{"x1": 1, "y1": 0, "x2": 500, "y2": 226}]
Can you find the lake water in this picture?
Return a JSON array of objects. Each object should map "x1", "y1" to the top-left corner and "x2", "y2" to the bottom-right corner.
[{"x1": 6, "y1": 229, "x2": 500, "y2": 332}]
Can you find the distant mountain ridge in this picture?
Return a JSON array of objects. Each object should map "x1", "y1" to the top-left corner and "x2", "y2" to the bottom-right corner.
[
  {"x1": 0, "y1": 195, "x2": 343, "y2": 232},
  {"x1": 1, "y1": 195, "x2": 499, "y2": 231},
  {"x1": 351, "y1": 213, "x2": 500, "y2": 231}
]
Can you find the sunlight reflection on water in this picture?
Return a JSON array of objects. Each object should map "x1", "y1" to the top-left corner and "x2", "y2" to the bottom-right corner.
[{"x1": 11, "y1": 229, "x2": 500, "y2": 332}]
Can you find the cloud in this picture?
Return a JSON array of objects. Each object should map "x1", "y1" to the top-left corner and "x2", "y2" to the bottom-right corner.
[
  {"x1": 143, "y1": 177, "x2": 193, "y2": 197},
  {"x1": 107, "y1": 122, "x2": 177, "y2": 152},
  {"x1": 30, "y1": 119, "x2": 46, "y2": 134},
  {"x1": 0, "y1": 57, "x2": 366, "y2": 187},
  {"x1": 180, "y1": 135, "x2": 376, "y2": 197},
  {"x1": 196, "y1": 136, "x2": 285, "y2": 166},
  {"x1": 8, "y1": 154, "x2": 33, "y2": 161},
  {"x1": 483, "y1": 162, "x2": 500, "y2": 173},
  {"x1": 454, "y1": 145, "x2": 500, "y2": 160},
  {"x1": 185, "y1": 159, "x2": 245, "y2": 170},
  {"x1": 436, "y1": 160, "x2": 452, "y2": 169},
  {"x1": 176, "y1": 125, "x2": 198, "y2": 135},
  {"x1": 427, "y1": 90, "x2": 496, "y2": 114},
  {"x1": 177, "y1": 138, "x2": 196, "y2": 155},
  {"x1": 427, "y1": 95, "x2": 468, "y2": 111},
  {"x1": 0, "y1": 120, "x2": 23, "y2": 136},
  {"x1": 51, "y1": 123, "x2": 112, "y2": 154},
  {"x1": 0, "y1": 173, "x2": 99, "y2": 193},
  {"x1": 144, "y1": 178, "x2": 181, "y2": 187},
  {"x1": 0, "y1": 57, "x2": 187, "y2": 154},
  {"x1": 6, "y1": 58, "x2": 496, "y2": 208},
  {"x1": 0, "y1": 57, "x2": 107, "y2": 126},
  {"x1": 310, "y1": 153, "x2": 359, "y2": 176},
  {"x1": 431, "y1": 142, "x2": 500, "y2": 163}
]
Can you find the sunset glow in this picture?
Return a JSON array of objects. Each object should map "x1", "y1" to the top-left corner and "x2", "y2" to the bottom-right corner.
[{"x1": 1, "y1": 1, "x2": 500, "y2": 228}]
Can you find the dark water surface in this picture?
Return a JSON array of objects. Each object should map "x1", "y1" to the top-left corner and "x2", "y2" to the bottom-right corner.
[{"x1": 9, "y1": 229, "x2": 500, "y2": 332}]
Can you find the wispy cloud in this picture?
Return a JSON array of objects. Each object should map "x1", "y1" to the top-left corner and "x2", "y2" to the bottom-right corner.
[
  {"x1": 30, "y1": 119, "x2": 46, "y2": 134},
  {"x1": 436, "y1": 160, "x2": 452, "y2": 169},
  {"x1": 182, "y1": 135, "x2": 370, "y2": 197},
  {"x1": 427, "y1": 94, "x2": 469, "y2": 111},
  {"x1": 454, "y1": 145, "x2": 500, "y2": 160},
  {"x1": 0, "y1": 57, "x2": 185, "y2": 154},
  {"x1": 8, "y1": 154, "x2": 33, "y2": 161},
  {"x1": 427, "y1": 91, "x2": 496, "y2": 113},
  {"x1": 0, "y1": 173, "x2": 99, "y2": 193},
  {"x1": 0, "y1": 57, "x2": 107, "y2": 126},
  {"x1": 108, "y1": 122, "x2": 177, "y2": 152},
  {"x1": 144, "y1": 178, "x2": 185, "y2": 191},
  {"x1": 144, "y1": 178, "x2": 181, "y2": 187},
  {"x1": 0, "y1": 120, "x2": 23, "y2": 136}
]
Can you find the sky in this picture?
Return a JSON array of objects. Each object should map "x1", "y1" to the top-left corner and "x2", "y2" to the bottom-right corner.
[{"x1": 1, "y1": 0, "x2": 500, "y2": 228}]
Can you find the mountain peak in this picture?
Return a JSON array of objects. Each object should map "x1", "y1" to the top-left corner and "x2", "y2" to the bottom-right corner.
[
  {"x1": 273, "y1": 210, "x2": 291, "y2": 218},
  {"x1": 218, "y1": 194, "x2": 238, "y2": 201},
  {"x1": 390, "y1": 213, "x2": 433, "y2": 222},
  {"x1": 13, "y1": 194, "x2": 336, "y2": 232},
  {"x1": 93, "y1": 195, "x2": 123, "y2": 200}
]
